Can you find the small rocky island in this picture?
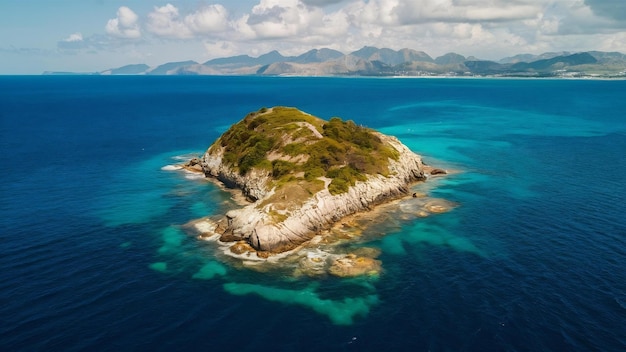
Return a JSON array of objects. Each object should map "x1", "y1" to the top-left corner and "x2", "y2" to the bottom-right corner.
[{"x1": 185, "y1": 107, "x2": 446, "y2": 262}]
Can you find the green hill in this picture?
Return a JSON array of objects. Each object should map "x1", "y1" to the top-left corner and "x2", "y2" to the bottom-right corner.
[{"x1": 210, "y1": 107, "x2": 399, "y2": 196}]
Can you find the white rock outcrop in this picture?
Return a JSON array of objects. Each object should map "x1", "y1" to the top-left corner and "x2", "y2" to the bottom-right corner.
[{"x1": 199, "y1": 133, "x2": 426, "y2": 253}]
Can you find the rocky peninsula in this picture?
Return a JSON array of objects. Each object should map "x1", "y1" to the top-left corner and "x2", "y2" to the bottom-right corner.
[{"x1": 186, "y1": 107, "x2": 445, "y2": 260}]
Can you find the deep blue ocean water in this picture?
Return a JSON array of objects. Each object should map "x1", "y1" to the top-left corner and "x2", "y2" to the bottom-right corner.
[{"x1": 1, "y1": 76, "x2": 625, "y2": 351}]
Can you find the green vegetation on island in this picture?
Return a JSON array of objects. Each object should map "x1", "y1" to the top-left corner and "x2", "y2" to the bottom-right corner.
[
  {"x1": 211, "y1": 107, "x2": 400, "y2": 196},
  {"x1": 193, "y1": 106, "x2": 434, "y2": 254}
]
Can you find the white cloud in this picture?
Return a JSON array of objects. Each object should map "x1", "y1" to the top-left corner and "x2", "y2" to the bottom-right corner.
[
  {"x1": 234, "y1": 0, "x2": 351, "y2": 43},
  {"x1": 64, "y1": 32, "x2": 83, "y2": 42},
  {"x1": 146, "y1": 4, "x2": 193, "y2": 39},
  {"x1": 598, "y1": 31, "x2": 626, "y2": 50},
  {"x1": 99, "y1": 0, "x2": 625, "y2": 64},
  {"x1": 301, "y1": 0, "x2": 347, "y2": 6},
  {"x1": 58, "y1": 33, "x2": 117, "y2": 52},
  {"x1": 146, "y1": 3, "x2": 232, "y2": 39},
  {"x1": 106, "y1": 6, "x2": 141, "y2": 39},
  {"x1": 552, "y1": 0, "x2": 617, "y2": 35},
  {"x1": 223, "y1": 0, "x2": 546, "y2": 59},
  {"x1": 311, "y1": 10, "x2": 349, "y2": 37},
  {"x1": 243, "y1": 0, "x2": 317, "y2": 38},
  {"x1": 203, "y1": 40, "x2": 238, "y2": 59},
  {"x1": 184, "y1": 5, "x2": 230, "y2": 33},
  {"x1": 391, "y1": 0, "x2": 540, "y2": 24}
]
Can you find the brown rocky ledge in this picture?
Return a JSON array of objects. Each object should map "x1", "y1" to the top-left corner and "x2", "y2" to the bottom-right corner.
[{"x1": 187, "y1": 107, "x2": 447, "y2": 257}]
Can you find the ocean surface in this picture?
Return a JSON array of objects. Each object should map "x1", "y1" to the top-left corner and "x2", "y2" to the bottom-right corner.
[{"x1": 1, "y1": 76, "x2": 625, "y2": 351}]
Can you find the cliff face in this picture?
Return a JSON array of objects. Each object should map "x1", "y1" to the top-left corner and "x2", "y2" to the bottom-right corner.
[
  {"x1": 202, "y1": 150, "x2": 271, "y2": 202},
  {"x1": 198, "y1": 107, "x2": 426, "y2": 253}
]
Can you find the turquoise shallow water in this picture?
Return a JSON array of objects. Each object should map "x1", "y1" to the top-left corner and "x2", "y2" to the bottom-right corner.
[{"x1": 1, "y1": 76, "x2": 625, "y2": 351}]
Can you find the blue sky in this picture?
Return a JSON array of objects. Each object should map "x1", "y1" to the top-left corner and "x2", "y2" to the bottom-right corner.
[{"x1": 1, "y1": 0, "x2": 625, "y2": 74}]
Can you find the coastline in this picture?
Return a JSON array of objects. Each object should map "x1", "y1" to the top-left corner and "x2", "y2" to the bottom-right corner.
[
  {"x1": 6, "y1": 73, "x2": 624, "y2": 81},
  {"x1": 168, "y1": 155, "x2": 457, "y2": 278},
  {"x1": 160, "y1": 104, "x2": 466, "y2": 279}
]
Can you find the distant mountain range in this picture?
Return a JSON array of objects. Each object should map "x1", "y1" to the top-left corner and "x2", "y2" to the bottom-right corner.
[{"x1": 45, "y1": 47, "x2": 626, "y2": 78}]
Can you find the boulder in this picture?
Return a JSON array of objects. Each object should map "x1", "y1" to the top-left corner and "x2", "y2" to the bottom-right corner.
[{"x1": 229, "y1": 241, "x2": 255, "y2": 254}]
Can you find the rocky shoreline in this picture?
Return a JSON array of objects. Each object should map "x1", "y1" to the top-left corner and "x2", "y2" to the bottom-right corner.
[
  {"x1": 198, "y1": 133, "x2": 427, "y2": 251},
  {"x1": 179, "y1": 107, "x2": 452, "y2": 276}
]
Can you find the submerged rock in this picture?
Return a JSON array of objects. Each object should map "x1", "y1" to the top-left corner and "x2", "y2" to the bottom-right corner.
[
  {"x1": 430, "y1": 168, "x2": 448, "y2": 175},
  {"x1": 424, "y1": 199, "x2": 455, "y2": 214},
  {"x1": 297, "y1": 250, "x2": 329, "y2": 277},
  {"x1": 229, "y1": 241, "x2": 255, "y2": 255},
  {"x1": 193, "y1": 107, "x2": 434, "y2": 254},
  {"x1": 329, "y1": 254, "x2": 381, "y2": 277}
]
